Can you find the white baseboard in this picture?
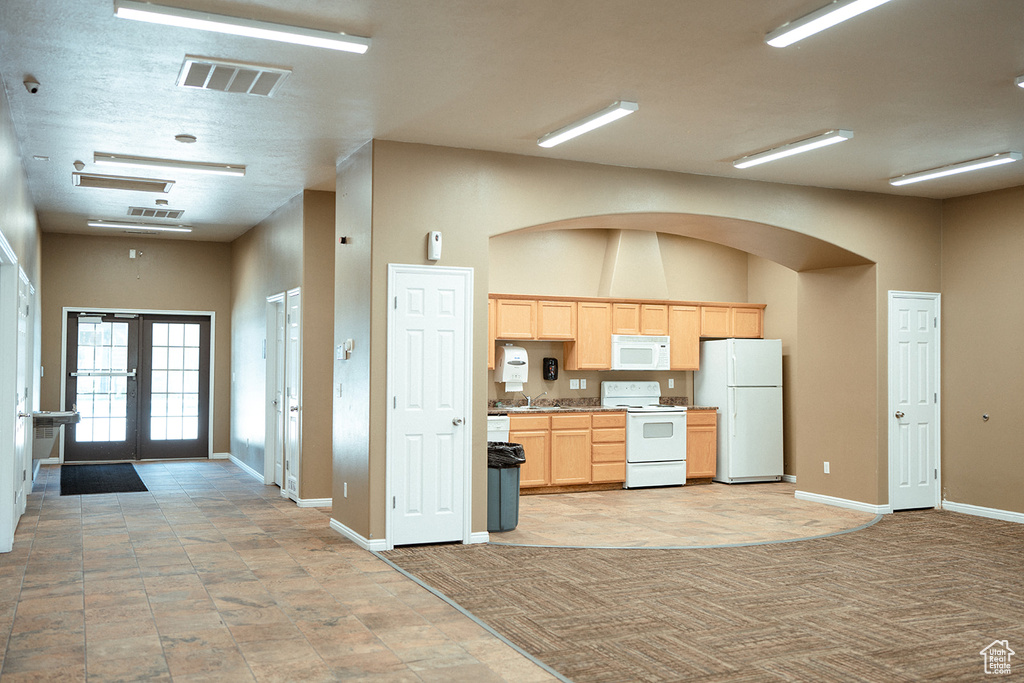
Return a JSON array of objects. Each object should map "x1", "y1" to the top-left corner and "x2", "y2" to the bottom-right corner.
[
  {"x1": 210, "y1": 452, "x2": 230, "y2": 460},
  {"x1": 782, "y1": 474, "x2": 797, "y2": 483},
  {"x1": 329, "y1": 518, "x2": 389, "y2": 551},
  {"x1": 943, "y1": 500, "x2": 1024, "y2": 524},
  {"x1": 227, "y1": 454, "x2": 264, "y2": 483},
  {"x1": 795, "y1": 490, "x2": 892, "y2": 515},
  {"x1": 295, "y1": 497, "x2": 332, "y2": 508},
  {"x1": 468, "y1": 531, "x2": 490, "y2": 544}
]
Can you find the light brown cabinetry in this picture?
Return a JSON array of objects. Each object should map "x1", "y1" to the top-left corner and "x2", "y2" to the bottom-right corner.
[
  {"x1": 612, "y1": 303, "x2": 668, "y2": 335},
  {"x1": 509, "y1": 415, "x2": 550, "y2": 488},
  {"x1": 495, "y1": 299, "x2": 536, "y2": 339},
  {"x1": 668, "y1": 305, "x2": 700, "y2": 371},
  {"x1": 537, "y1": 300, "x2": 576, "y2": 340},
  {"x1": 550, "y1": 414, "x2": 591, "y2": 485},
  {"x1": 686, "y1": 410, "x2": 718, "y2": 479},
  {"x1": 700, "y1": 305, "x2": 764, "y2": 339},
  {"x1": 565, "y1": 302, "x2": 612, "y2": 370},
  {"x1": 591, "y1": 412, "x2": 626, "y2": 482},
  {"x1": 487, "y1": 298, "x2": 496, "y2": 370}
]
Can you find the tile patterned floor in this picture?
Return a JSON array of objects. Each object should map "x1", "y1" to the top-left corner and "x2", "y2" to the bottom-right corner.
[
  {"x1": 498, "y1": 482, "x2": 877, "y2": 547},
  {"x1": 0, "y1": 462, "x2": 557, "y2": 682}
]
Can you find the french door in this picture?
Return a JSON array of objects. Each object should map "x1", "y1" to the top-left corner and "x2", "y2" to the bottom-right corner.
[{"x1": 64, "y1": 312, "x2": 210, "y2": 462}]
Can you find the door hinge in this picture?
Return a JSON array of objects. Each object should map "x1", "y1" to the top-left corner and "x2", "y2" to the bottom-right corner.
[
  {"x1": 393, "y1": 296, "x2": 398, "y2": 309},
  {"x1": 392, "y1": 496, "x2": 396, "y2": 509},
  {"x1": 933, "y1": 317, "x2": 937, "y2": 328},
  {"x1": 22, "y1": 470, "x2": 26, "y2": 482},
  {"x1": 934, "y1": 392, "x2": 938, "y2": 403},
  {"x1": 934, "y1": 468, "x2": 938, "y2": 480}
]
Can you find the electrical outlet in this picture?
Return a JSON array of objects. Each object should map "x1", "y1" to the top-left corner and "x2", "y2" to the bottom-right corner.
[
  {"x1": 824, "y1": 461, "x2": 830, "y2": 474},
  {"x1": 569, "y1": 379, "x2": 580, "y2": 390},
  {"x1": 580, "y1": 379, "x2": 587, "y2": 389},
  {"x1": 668, "y1": 378, "x2": 674, "y2": 389}
]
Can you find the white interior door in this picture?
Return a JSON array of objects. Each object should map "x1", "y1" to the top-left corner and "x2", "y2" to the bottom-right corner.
[
  {"x1": 388, "y1": 264, "x2": 473, "y2": 547},
  {"x1": 889, "y1": 291, "x2": 940, "y2": 510},
  {"x1": 284, "y1": 289, "x2": 301, "y2": 499},
  {"x1": 14, "y1": 272, "x2": 32, "y2": 516}
]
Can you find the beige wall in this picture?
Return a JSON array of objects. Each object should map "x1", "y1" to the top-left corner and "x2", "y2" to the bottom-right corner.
[
  {"x1": 230, "y1": 190, "x2": 335, "y2": 500},
  {"x1": 330, "y1": 140, "x2": 943, "y2": 542},
  {"x1": 941, "y1": 187, "x2": 1024, "y2": 514},
  {"x1": 40, "y1": 233, "x2": 232, "y2": 453},
  {"x1": 0, "y1": 83, "x2": 40, "y2": 282},
  {"x1": 332, "y1": 143, "x2": 374, "y2": 538}
]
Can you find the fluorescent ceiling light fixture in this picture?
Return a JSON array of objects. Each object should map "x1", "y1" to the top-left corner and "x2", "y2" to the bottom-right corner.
[
  {"x1": 889, "y1": 152, "x2": 1022, "y2": 187},
  {"x1": 766, "y1": 0, "x2": 894, "y2": 48},
  {"x1": 88, "y1": 220, "x2": 192, "y2": 233},
  {"x1": 94, "y1": 152, "x2": 245, "y2": 177},
  {"x1": 733, "y1": 130, "x2": 853, "y2": 169},
  {"x1": 538, "y1": 101, "x2": 639, "y2": 148},
  {"x1": 113, "y1": 0, "x2": 370, "y2": 53}
]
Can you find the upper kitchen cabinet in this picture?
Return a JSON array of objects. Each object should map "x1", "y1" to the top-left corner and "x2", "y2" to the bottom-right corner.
[
  {"x1": 565, "y1": 302, "x2": 611, "y2": 370},
  {"x1": 611, "y1": 303, "x2": 668, "y2": 335},
  {"x1": 488, "y1": 298, "x2": 497, "y2": 370},
  {"x1": 700, "y1": 304, "x2": 764, "y2": 339},
  {"x1": 495, "y1": 298, "x2": 536, "y2": 339},
  {"x1": 537, "y1": 300, "x2": 576, "y2": 340},
  {"x1": 668, "y1": 305, "x2": 700, "y2": 370}
]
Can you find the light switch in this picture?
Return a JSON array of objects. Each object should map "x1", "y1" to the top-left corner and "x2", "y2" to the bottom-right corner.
[
  {"x1": 580, "y1": 379, "x2": 587, "y2": 389},
  {"x1": 668, "y1": 378, "x2": 674, "y2": 389},
  {"x1": 569, "y1": 379, "x2": 580, "y2": 390}
]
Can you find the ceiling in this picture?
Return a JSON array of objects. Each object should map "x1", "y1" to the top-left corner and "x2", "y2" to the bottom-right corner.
[{"x1": 3, "y1": 0, "x2": 1024, "y2": 242}]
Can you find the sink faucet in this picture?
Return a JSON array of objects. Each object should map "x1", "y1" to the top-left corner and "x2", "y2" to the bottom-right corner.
[{"x1": 521, "y1": 391, "x2": 547, "y2": 407}]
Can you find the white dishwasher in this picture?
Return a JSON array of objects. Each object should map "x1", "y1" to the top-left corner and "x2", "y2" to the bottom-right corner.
[{"x1": 487, "y1": 414, "x2": 510, "y2": 442}]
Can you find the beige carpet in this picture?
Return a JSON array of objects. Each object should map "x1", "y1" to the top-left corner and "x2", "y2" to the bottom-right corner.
[{"x1": 386, "y1": 510, "x2": 1024, "y2": 682}]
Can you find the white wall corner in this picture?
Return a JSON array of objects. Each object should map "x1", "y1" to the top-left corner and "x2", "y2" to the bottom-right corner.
[
  {"x1": 794, "y1": 490, "x2": 893, "y2": 515},
  {"x1": 295, "y1": 497, "x2": 332, "y2": 508},
  {"x1": 329, "y1": 518, "x2": 389, "y2": 551},
  {"x1": 211, "y1": 452, "x2": 230, "y2": 460},
  {"x1": 782, "y1": 474, "x2": 797, "y2": 483},
  {"x1": 942, "y1": 500, "x2": 1024, "y2": 524},
  {"x1": 468, "y1": 531, "x2": 490, "y2": 544}
]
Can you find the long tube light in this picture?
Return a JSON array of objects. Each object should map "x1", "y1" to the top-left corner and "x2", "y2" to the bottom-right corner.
[
  {"x1": 94, "y1": 153, "x2": 246, "y2": 177},
  {"x1": 766, "y1": 0, "x2": 895, "y2": 48},
  {"x1": 889, "y1": 152, "x2": 1022, "y2": 187},
  {"x1": 113, "y1": 0, "x2": 371, "y2": 54},
  {"x1": 733, "y1": 130, "x2": 853, "y2": 169},
  {"x1": 538, "y1": 101, "x2": 639, "y2": 148},
  {"x1": 88, "y1": 220, "x2": 192, "y2": 233}
]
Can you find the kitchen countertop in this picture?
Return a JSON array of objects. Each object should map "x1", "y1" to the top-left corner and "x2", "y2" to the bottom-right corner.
[{"x1": 488, "y1": 405, "x2": 718, "y2": 415}]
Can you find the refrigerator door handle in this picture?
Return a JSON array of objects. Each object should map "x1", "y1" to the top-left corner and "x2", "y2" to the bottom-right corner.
[{"x1": 730, "y1": 388, "x2": 737, "y2": 437}]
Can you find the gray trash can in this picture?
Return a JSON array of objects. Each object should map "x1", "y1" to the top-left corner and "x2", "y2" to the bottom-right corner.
[{"x1": 487, "y1": 441, "x2": 526, "y2": 532}]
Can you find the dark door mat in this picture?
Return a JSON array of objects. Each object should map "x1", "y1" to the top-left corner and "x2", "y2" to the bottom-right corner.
[{"x1": 60, "y1": 463, "x2": 148, "y2": 496}]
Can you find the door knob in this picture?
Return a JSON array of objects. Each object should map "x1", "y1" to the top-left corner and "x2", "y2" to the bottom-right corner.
[
  {"x1": 452, "y1": 417, "x2": 464, "y2": 426},
  {"x1": 894, "y1": 411, "x2": 905, "y2": 419}
]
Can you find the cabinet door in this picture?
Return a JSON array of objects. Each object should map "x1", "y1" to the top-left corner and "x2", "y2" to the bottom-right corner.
[
  {"x1": 488, "y1": 298, "x2": 496, "y2": 370},
  {"x1": 537, "y1": 300, "x2": 576, "y2": 340},
  {"x1": 731, "y1": 307, "x2": 763, "y2": 339},
  {"x1": 550, "y1": 428, "x2": 591, "y2": 485},
  {"x1": 700, "y1": 306, "x2": 730, "y2": 338},
  {"x1": 611, "y1": 303, "x2": 640, "y2": 335},
  {"x1": 565, "y1": 302, "x2": 611, "y2": 370},
  {"x1": 511, "y1": 429, "x2": 550, "y2": 488},
  {"x1": 669, "y1": 305, "x2": 700, "y2": 370},
  {"x1": 495, "y1": 299, "x2": 536, "y2": 339},
  {"x1": 640, "y1": 305, "x2": 669, "y2": 335},
  {"x1": 686, "y1": 411, "x2": 718, "y2": 479}
]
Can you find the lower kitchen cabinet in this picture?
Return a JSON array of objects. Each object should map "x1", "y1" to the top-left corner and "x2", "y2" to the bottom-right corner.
[
  {"x1": 686, "y1": 410, "x2": 718, "y2": 479},
  {"x1": 509, "y1": 415, "x2": 550, "y2": 488},
  {"x1": 591, "y1": 412, "x2": 626, "y2": 482},
  {"x1": 550, "y1": 414, "x2": 591, "y2": 485}
]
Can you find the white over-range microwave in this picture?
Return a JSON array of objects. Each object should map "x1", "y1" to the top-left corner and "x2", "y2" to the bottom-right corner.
[{"x1": 610, "y1": 335, "x2": 671, "y2": 371}]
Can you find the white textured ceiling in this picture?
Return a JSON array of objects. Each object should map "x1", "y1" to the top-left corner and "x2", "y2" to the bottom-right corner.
[{"x1": 3, "y1": 0, "x2": 1024, "y2": 242}]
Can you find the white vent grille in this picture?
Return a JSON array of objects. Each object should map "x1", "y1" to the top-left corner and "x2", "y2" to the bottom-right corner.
[
  {"x1": 177, "y1": 56, "x2": 291, "y2": 97},
  {"x1": 128, "y1": 206, "x2": 184, "y2": 220}
]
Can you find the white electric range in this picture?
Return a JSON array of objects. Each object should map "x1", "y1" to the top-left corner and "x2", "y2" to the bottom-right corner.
[{"x1": 600, "y1": 381, "x2": 687, "y2": 488}]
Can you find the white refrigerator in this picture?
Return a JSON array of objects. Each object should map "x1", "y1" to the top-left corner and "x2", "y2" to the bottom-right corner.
[{"x1": 694, "y1": 339, "x2": 783, "y2": 483}]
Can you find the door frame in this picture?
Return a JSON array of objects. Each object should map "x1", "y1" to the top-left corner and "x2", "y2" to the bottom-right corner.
[
  {"x1": 282, "y1": 287, "x2": 302, "y2": 500},
  {"x1": 59, "y1": 307, "x2": 217, "y2": 462},
  {"x1": 887, "y1": 290, "x2": 941, "y2": 511},
  {"x1": 0, "y1": 231, "x2": 21, "y2": 552},
  {"x1": 264, "y1": 293, "x2": 286, "y2": 487},
  {"x1": 384, "y1": 264, "x2": 474, "y2": 550}
]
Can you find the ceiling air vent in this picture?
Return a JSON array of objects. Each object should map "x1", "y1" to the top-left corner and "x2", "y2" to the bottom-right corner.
[
  {"x1": 177, "y1": 56, "x2": 291, "y2": 97},
  {"x1": 73, "y1": 173, "x2": 174, "y2": 193},
  {"x1": 128, "y1": 206, "x2": 184, "y2": 220}
]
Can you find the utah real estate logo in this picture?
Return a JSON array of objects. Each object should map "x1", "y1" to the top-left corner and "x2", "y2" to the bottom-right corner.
[{"x1": 981, "y1": 640, "x2": 1014, "y2": 675}]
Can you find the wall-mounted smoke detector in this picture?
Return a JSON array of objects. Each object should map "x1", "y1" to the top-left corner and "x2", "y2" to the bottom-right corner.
[
  {"x1": 128, "y1": 206, "x2": 184, "y2": 220},
  {"x1": 177, "y1": 55, "x2": 291, "y2": 97},
  {"x1": 73, "y1": 173, "x2": 174, "y2": 193}
]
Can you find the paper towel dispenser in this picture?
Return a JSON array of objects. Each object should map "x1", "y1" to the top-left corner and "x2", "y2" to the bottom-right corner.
[{"x1": 496, "y1": 344, "x2": 528, "y2": 392}]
